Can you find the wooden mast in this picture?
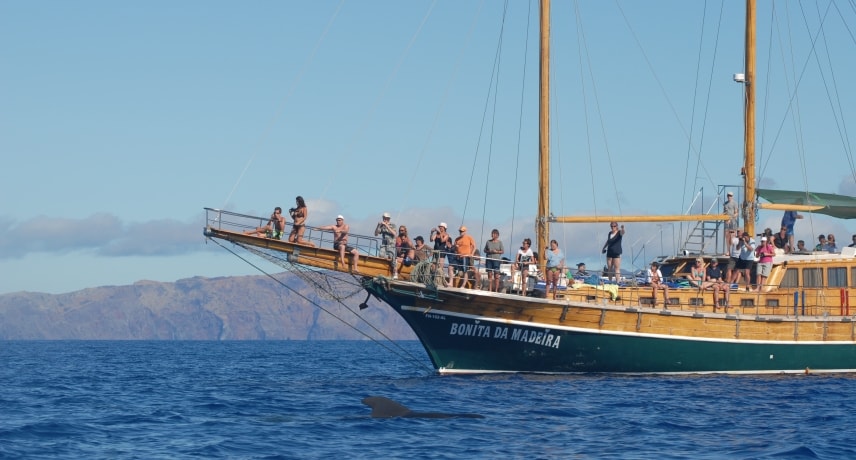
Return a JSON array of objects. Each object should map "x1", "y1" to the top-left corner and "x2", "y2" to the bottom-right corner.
[
  {"x1": 537, "y1": 0, "x2": 550, "y2": 272},
  {"x1": 743, "y1": 0, "x2": 756, "y2": 236}
]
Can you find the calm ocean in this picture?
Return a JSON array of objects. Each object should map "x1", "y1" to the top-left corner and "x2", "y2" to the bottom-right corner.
[{"x1": 1, "y1": 340, "x2": 853, "y2": 459}]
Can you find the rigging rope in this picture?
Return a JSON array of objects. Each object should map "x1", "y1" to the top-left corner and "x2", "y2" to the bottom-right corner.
[
  {"x1": 222, "y1": 0, "x2": 346, "y2": 210},
  {"x1": 509, "y1": 0, "x2": 533, "y2": 255},
  {"x1": 206, "y1": 237, "x2": 433, "y2": 373}
]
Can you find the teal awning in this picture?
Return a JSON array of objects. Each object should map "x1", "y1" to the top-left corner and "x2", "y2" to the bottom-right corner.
[{"x1": 757, "y1": 189, "x2": 856, "y2": 219}]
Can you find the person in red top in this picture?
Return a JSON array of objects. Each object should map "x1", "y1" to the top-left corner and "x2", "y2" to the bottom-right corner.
[
  {"x1": 755, "y1": 236, "x2": 775, "y2": 292},
  {"x1": 454, "y1": 226, "x2": 477, "y2": 288}
]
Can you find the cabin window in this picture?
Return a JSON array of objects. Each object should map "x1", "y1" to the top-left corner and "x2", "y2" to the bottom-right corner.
[
  {"x1": 829, "y1": 267, "x2": 847, "y2": 288},
  {"x1": 851, "y1": 267, "x2": 856, "y2": 288},
  {"x1": 803, "y1": 268, "x2": 823, "y2": 288},
  {"x1": 780, "y1": 268, "x2": 799, "y2": 288}
]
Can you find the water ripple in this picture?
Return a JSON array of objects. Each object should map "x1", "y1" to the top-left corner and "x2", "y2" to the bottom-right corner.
[{"x1": 2, "y1": 341, "x2": 855, "y2": 458}]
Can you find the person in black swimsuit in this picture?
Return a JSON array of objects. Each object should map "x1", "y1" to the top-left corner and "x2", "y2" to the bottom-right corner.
[{"x1": 288, "y1": 196, "x2": 315, "y2": 247}]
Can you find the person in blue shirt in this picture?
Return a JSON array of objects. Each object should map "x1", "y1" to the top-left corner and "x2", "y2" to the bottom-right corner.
[
  {"x1": 781, "y1": 210, "x2": 803, "y2": 252},
  {"x1": 545, "y1": 239, "x2": 565, "y2": 299},
  {"x1": 825, "y1": 234, "x2": 839, "y2": 253}
]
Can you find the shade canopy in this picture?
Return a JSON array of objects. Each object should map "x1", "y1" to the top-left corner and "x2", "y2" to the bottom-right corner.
[{"x1": 757, "y1": 189, "x2": 856, "y2": 219}]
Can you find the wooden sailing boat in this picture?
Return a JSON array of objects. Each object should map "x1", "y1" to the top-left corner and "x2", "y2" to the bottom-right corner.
[{"x1": 205, "y1": 0, "x2": 856, "y2": 373}]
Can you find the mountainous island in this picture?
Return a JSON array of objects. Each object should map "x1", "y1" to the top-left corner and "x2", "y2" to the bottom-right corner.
[{"x1": 0, "y1": 273, "x2": 416, "y2": 340}]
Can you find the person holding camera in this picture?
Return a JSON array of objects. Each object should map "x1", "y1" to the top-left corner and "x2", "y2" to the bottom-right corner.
[
  {"x1": 287, "y1": 196, "x2": 314, "y2": 247},
  {"x1": 375, "y1": 212, "x2": 397, "y2": 276},
  {"x1": 244, "y1": 206, "x2": 286, "y2": 239},
  {"x1": 730, "y1": 231, "x2": 755, "y2": 290},
  {"x1": 430, "y1": 223, "x2": 452, "y2": 281}
]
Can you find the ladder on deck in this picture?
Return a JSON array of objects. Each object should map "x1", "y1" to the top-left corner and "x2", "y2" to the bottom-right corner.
[
  {"x1": 678, "y1": 186, "x2": 739, "y2": 256},
  {"x1": 681, "y1": 220, "x2": 722, "y2": 256}
]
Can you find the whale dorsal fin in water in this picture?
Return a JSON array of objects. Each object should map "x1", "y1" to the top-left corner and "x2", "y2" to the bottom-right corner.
[{"x1": 361, "y1": 396, "x2": 484, "y2": 419}]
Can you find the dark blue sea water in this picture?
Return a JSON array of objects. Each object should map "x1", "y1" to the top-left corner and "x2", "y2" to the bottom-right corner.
[{"x1": 1, "y1": 341, "x2": 853, "y2": 459}]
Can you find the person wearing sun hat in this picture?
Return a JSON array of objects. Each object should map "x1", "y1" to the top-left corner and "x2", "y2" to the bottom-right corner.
[{"x1": 430, "y1": 222, "x2": 452, "y2": 279}]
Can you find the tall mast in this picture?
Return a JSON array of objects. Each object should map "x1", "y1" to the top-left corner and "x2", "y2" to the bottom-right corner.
[
  {"x1": 537, "y1": 0, "x2": 550, "y2": 270},
  {"x1": 743, "y1": 0, "x2": 756, "y2": 236}
]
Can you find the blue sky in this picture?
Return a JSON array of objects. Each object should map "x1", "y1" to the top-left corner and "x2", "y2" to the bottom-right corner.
[{"x1": 2, "y1": 1, "x2": 855, "y2": 294}]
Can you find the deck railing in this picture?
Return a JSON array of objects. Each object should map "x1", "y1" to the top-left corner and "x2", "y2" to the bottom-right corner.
[{"x1": 204, "y1": 207, "x2": 381, "y2": 257}]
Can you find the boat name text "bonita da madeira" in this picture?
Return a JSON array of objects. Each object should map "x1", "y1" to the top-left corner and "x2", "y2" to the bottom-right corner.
[{"x1": 449, "y1": 321, "x2": 561, "y2": 349}]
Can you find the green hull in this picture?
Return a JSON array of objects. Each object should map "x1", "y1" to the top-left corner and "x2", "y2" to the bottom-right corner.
[{"x1": 373, "y1": 288, "x2": 856, "y2": 374}]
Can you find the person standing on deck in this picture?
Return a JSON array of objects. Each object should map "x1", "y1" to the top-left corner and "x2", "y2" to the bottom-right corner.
[
  {"x1": 514, "y1": 238, "x2": 537, "y2": 295},
  {"x1": 602, "y1": 222, "x2": 624, "y2": 282},
  {"x1": 288, "y1": 196, "x2": 315, "y2": 247},
  {"x1": 725, "y1": 230, "x2": 740, "y2": 284},
  {"x1": 755, "y1": 236, "x2": 775, "y2": 292},
  {"x1": 483, "y1": 229, "x2": 505, "y2": 292},
  {"x1": 781, "y1": 210, "x2": 802, "y2": 252},
  {"x1": 375, "y1": 212, "x2": 397, "y2": 276},
  {"x1": 545, "y1": 239, "x2": 565, "y2": 299},
  {"x1": 732, "y1": 231, "x2": 755, "y2": 290},
  {"x1": 723, "y1": 192, "x2": 739, "y2": 254},
  {"x1": 453, "y1": 226, "x2": 476, "y2": 288},
  {"x1": 430, "y1": 223, "x2": 452, "y2": 281},
  {"x1": 774, "y1": 226, "x2": 790, "y2": 253}
]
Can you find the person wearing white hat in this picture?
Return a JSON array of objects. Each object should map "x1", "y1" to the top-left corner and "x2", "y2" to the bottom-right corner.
[
  {"x1": 319, "y1": 215, "x2": 359, "y2": 271},
  {"x1": 374, "y1": 212, "x2": 397, "y2": 275},
  {"x1": 430, "y1": 222, "x2": 452, "y2": 281}
]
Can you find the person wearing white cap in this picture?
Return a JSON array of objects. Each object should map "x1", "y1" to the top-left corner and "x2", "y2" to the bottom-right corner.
[
  {"x1": 723, "y1": 191, "x2": 739, "y2": 254},
  {"x1": 319, "y1": 215, "x2": 359, "y2": 271},
  {"x1": 374, "y1": 212, "x2": 397, "y2": 276},
  {"x1": 430, "y1": 222, "x2": 452, "y2": 281}
]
